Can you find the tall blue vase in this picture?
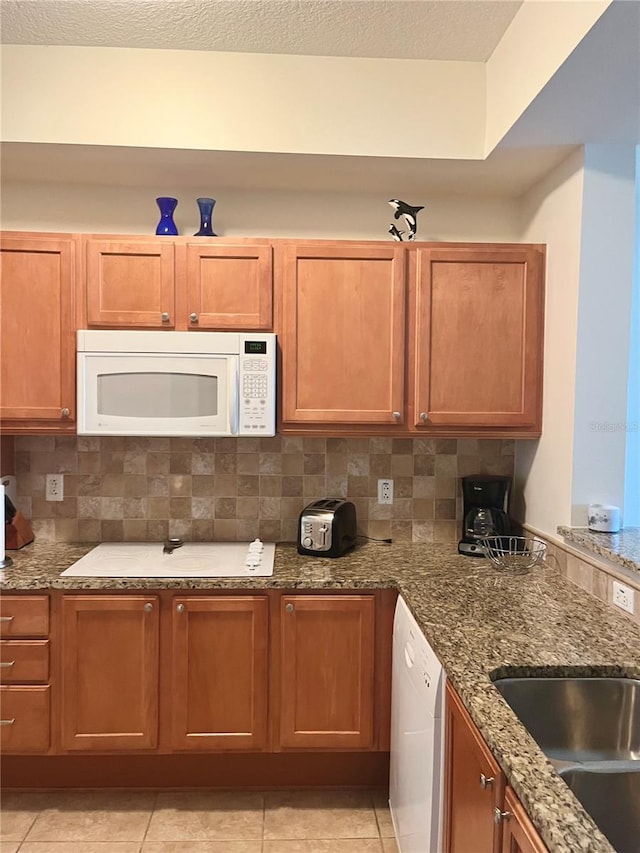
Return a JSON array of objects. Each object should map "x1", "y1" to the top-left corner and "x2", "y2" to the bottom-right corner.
[
  {"x1": 155, "y1": 197, "x2": 179, "y2": 235},
  {"x1": 194, "y1": 197, "x2": 217, "y2": 237}
]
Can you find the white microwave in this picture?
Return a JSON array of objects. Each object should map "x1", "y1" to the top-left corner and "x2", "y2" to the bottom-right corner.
[{"x1": 77, "y1": 330, "x2": 276, "y2": 437}]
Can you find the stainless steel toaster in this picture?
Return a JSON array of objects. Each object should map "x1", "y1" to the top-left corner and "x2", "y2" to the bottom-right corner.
[{"x1": 297, "y1": 499, "x2": 358, "y2": 557}]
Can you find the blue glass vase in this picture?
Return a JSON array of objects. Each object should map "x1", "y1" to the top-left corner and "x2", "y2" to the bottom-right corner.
[
  {"x1": 155, "y1": 197, "x2": 179, "y2": 235},
  {"x1": 194, "y1": 197, "x2": 217, "y2": 237}
]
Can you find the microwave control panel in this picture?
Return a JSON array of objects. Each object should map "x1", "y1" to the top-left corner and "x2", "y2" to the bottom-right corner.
[{"x1": 238, "y1": 334, "x2": 276, "y2": 435}]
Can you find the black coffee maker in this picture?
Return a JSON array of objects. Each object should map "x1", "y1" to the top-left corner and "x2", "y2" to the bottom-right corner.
[{"x1": 458, "y1": 475, "x2": 513, "y2": 557}]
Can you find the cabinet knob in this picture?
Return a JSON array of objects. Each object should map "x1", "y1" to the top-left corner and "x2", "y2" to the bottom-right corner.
[
  {"x1": 494, "y1": 808, "x2": 511, "y2": 825},
  {"x1": 285, "y1": 603, "x2": 294, "y2": 613},
  {"x1": 420, "y1": 412, "x2": 429, "y2": 422},
  {"x1": 392, "y1": 411, "x2": 401, "y2": 420},
  {"x1": 161, "y1": 312, "x2": 170, "y2": 323},
  {"x1": 176, "y1": 603, "x2": 185, "y2": 613},
  {"x1": 189, "y1": 312, "x2": 199, "y2": 323},
  {"x1": 61, "y1": 408, "x2": 70, "y2": 418},
  {"x1": 143, "y1": 602, "x2": 154, "y2": 612},
  {"x1": 480, "y1": 773, "x2": 494, "y2": 789}
]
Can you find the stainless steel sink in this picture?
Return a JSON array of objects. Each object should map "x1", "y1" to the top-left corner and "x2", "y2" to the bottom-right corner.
[
  {"x1": 493, "y1": 677, "x2": 640, "y2": 762},
  {"x1": 559, "y1": 766, "x2": 640, "y2": 853}
]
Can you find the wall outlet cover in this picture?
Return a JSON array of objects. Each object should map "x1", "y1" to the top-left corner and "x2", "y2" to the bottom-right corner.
[
  {"x1": 45, "y1": 473, "x2": 64, "y2": 502},
  {"x1": 377, "y1": 479, "x2": 393, "y2": 505},
  {"x1": 612, "y1": 580, "x2": 635, "y2": 614}
]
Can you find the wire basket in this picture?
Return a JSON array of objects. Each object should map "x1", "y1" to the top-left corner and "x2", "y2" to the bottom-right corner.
[{"x1": 480, "y1": 535, "x2": 547, "y2": 574}]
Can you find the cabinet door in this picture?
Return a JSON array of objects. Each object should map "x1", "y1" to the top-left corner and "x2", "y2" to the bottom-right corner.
[
  {"x1": 279, "y1": 594, "x2": 375, "y2": 749},
  {"x1": 85, "y1": 239, "x2": 175, "y2": 328},
  {"x1": 444, "y1": 681, "x2": 505, "y2": 853},
  {"x1": 171, "y1": 596, "x2": 269, "y2": 751},
  {"x1": 184, "y1": 244, "x2": 273, "y2": 329},
  {"x1": 280, "y1": 244, "x2": 405, "y2": 425},
  {"x1": 414, "y1": 247, "x2": 544, "y2": 429},
  {"x1": 61, "y1": 595, "x2": 159, "y2": 751},
  {"x1": 501, "y1": 787, "x2": 547, "y2": 853},
  {"x1": 0, "y1": 235, "x2": 75, "y2": 426}
]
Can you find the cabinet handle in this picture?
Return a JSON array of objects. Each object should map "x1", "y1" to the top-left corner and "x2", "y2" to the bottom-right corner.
[
  {"x1": 161, "y1": 312, "x2": 170, "y2": 323},
  {"x1": 189, "y1": 313, "x2": 199, "y2": 324},
  {"x1": 0, "y1": 661, "x2": 15, "y2": 668},
  {"x1": 494, "y1": 808, "x2": 511, "y2": 825},
  {"x1": 420, "y1": 412, "x2": 429, "y2": 422},
  {"x1": 392, "y1": 411, "x2": 401, "y2": 420},
  {"x1": 0, "y1": 718, "x2": 15, "y2": 726},
  {"x1": 0, "y1": 616, "x2": 14, "y2": 622},
  {"x1": 176, "y1": 603, "x2": 185, "y2": 613},
  {"x1": 480, "y1": 773, "x2": 494, "y2": 789},
  {"x1": 285, "y1": 603, "x2": 294, "y2": 613},
  {"x1": 143, "y1": 602, "x2": 154, "y2": 612},
  {"x1": 61, "y1": 408, "x2": 70, "y2": 418}
]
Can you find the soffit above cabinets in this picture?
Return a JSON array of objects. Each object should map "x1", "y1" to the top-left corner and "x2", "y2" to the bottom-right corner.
[{"x1": 0, "y1": 0, "x2": 523, "y2": 62}]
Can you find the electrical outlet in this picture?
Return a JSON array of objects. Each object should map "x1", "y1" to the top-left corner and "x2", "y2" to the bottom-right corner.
[
  {"x1": 45, "y1": 474, "x2": 64, "y2": 502},
  {"x1": 612, "y1": 580, "x2": 635, "y2": 614},
  {"x1": 377, "y1": 478, "x2": 394, "y2": 505}
]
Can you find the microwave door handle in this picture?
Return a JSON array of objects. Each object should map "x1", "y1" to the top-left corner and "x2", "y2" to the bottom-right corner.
[{"x1": 228, "y1": 358, "x2": 239, "y2": 434}]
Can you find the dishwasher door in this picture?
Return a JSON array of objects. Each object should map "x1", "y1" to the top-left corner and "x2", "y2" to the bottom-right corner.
[{"x1": 389, "y1": 596, "x2": 445, "y2": 853}]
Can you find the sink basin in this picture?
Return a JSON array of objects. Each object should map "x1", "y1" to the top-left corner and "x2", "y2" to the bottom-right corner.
[
  {"x1": 559, "y1": 766, "x2": 640, "y2": 853},
  {"x1": 493, "y1": 677, "x2": 640, "y2": 762}
]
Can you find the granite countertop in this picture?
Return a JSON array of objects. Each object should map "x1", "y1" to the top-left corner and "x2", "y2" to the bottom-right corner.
[
  {"x1": 558, "y1": 525, "x2": 640, "y2": 574},
  {"x1": 3, "y1": 541, "x2": 640, "y2": 853}
]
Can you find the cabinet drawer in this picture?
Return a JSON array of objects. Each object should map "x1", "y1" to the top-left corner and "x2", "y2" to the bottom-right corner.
[
  {"x1": 0, "y1": 685, "x2": 50, "y2": 753},
  {"x1": 0, "y1": 596, "x2": 49, "y2": 638},
  {"x1": 0, "y1": 640, "x2": 49, "y2": 683}
]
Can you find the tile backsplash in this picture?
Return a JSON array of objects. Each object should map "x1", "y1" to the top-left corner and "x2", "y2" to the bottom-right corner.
[{"x1": 14, "y1": 436, "x2": 515, "y2": 544}]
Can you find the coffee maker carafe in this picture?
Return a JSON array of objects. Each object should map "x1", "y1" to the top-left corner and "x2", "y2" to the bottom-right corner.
[{"x1": 458, "y1": 475, "x2": 513, "y2": 557}]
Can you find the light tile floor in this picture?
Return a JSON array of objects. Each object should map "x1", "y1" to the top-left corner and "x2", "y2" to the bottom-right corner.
[{"x1": 0, "y1": 789, "x2": 399, "y2": 853}]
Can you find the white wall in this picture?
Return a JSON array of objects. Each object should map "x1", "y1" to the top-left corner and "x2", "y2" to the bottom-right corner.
[
  {"x1": 571, "y1": 145, "x2": 637, "y2": 523},
  {"x1": 0, "y1": 45, "x2": 485, "y2": 160},
  {"x1": 0, "y1": 181, "x2": 521, "y2": 242},
  {"x1": 514, "y1": 147, "x2": 585, "y2": 533}
]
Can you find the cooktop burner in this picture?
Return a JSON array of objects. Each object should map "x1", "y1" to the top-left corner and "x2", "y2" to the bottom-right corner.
[{"x1": 61, "y1": 540, "x2": 276, "y2": 578}]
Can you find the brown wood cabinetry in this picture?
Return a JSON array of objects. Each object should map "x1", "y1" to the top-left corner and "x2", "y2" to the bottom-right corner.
[
  {"x1": 0, "y1": 595, "x2": 51, "y2": 754},
  {"x1": 0, "y1": 233, "x2": 76, "y2": 433},
  {"x1": 444, "y1": 682, "x2": 547, "y2": 853},
  {"x1": 279, "y1": 244, "x2": 406, "y2": 426},
  {"x1": 278, "y1": 241, "x2": 545, "y2": 437},
  {"x1": 411, "y1": 247, "x2": 544, "y2": 430},
  {"x1": 277, "y1": 594, "x2": 376, "y2": 749},
  {"x1": 60, "y1": 595, "x2": 160, "y2": 751},
  {"x1": 170, "y1": 595, "x2": 269, "y2": 751},
  {"x1": 82, "y1": 237, "x2": 273, "y2": 331}
]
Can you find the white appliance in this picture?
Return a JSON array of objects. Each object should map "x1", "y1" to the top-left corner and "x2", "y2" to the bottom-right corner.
[
  {"x1": 61, "y1": 540, "x2": 276, "y2": 578},
  {"x1": 390, "y1": 596, "x2": 445, "y2": 853},
  {"x1": 77, "y1": 330, "x2": 276, "y2": 437}
]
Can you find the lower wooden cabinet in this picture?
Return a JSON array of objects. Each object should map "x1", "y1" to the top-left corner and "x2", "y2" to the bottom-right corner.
[
  {"x1": 170, "y1": 596, "x2": 269, "y2": 751},
  {"x1": 444, "y1": 681, "x2": 547, "y2": 853},
  {"x1": 0, "y1": 595, "x2": 51, "y2": 754},
  {"x1": 278, "y1": 594, "x2": 376, "y2": 749},
  {"x1": 60, "y1": 595, "x2": 160, "y2": 751}
]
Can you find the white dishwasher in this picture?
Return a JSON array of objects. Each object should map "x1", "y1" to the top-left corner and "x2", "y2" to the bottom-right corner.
[{"x1": 389, "y1": 596, "x2": 445, "y2": 853}]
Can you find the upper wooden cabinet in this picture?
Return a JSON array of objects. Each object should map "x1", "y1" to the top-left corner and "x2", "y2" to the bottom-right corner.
[
  {"x1": 0, "y1": 233, "x2": 76, "y2": 432},
  {"x1": 411, "y1": 247, "x2": 544, "y2": 430},
  {"x1": 85, "y1": 238, "x2": 175, "y2": 328},
  {"x1": 279, "y1": 244, "x2": 406, "y2": 426},
  {"x1": 82, "y1": 236, "x2": 273, "y2": 331},
  {"x1": 170, "y1": 595, "x2": 269, "y2": 751},
  {"x1": 278, "y1": 241, "x2": 545, "y2": 437}
]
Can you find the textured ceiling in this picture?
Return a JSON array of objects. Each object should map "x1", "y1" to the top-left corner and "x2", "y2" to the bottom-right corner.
[{"x1": 0, "y1": 0, "x2": 523, "y2": 61}]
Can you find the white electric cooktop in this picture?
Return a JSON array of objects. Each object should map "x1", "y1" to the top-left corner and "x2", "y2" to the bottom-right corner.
[{"x1": 61, "y1": 540, "x2": 275, "y2": 578}]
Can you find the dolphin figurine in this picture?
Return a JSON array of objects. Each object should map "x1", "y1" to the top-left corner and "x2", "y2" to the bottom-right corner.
[{"x1": 388, "y1": 199, "x2": 424, "y2": 241}]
